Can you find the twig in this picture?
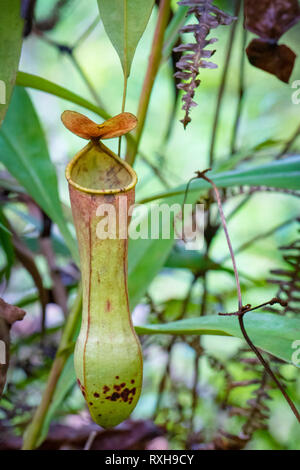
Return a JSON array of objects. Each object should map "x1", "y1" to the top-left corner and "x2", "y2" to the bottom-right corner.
[
  {"x1": 197, "y1": 169, "x2": 242, "y2": 309},
  {"x1": 196, "y1": 169, "x2": 300, "y2": 423},
  {"x1": 125, "y1": 0, "x2": 171, "y2": 165},
  {"x1": 209, "y1": 0, "x2": 241, "y2": 166},
  {"x1": 218, "y1": 297, "x2": 286, "y2": 316},
  {"x1": 238, "y1": 313, "x2": 300, "y2": 423}
]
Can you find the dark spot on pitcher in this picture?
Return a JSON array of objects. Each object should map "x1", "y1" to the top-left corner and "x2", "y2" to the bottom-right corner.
[{"x1": 105, "y1": 387, "x2": 136, "y2": 403}]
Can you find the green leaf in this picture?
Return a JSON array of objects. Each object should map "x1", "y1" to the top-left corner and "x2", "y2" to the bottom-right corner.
[
  {"x1": 129, "y1": 157, "x2": 300, "y2": 309},
  {"x1": 139, "y1": 157, "x2": 300, "y2": 204},
  {"x1": 16, "y1": 71, "x2": 110, "y2": 121},
  {"x1": 0, "y1": 87, "x2": 77, "y2": 262},
  {"x1": 136, "y1": 313, "x2": 300, "y2": 366},
  {"x1": 129, "y1": 236, "x2": 174, "y2": 309},
  {"x1": 0, "y1": 0, "x2": 23, "y2": 127},
  {"x1": 16, "y1": 71, "x2": 135, "y2": 148},
  {"x1": 97, "y1": 0, "x2": 155, "y2": 77},
  {"x1": 0, "y1": 206, "x2": 14, "y2": 280},
  {"x1": 128, "y1": 202, "x2": 179, "y2": 309}
]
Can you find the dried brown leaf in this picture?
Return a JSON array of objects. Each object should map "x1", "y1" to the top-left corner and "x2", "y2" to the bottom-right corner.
[
  {"x1": 244, "y1": 0, "x2": 300, "y2": 82},
  {"x1": 61, "y1": 111, "x2": 137, "y2": 140},
  {"x1": 246, "y1": 38, "x2": 296, "y2": 83},
  {"x1": 0, "y1": 298, "x2": 26, "y2": 396},
  {"x1": 244, "y1": 0, "x2": 300, "y2": 40}
]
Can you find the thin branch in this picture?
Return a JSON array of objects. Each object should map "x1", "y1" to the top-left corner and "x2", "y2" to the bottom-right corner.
[
  {"x1": 238, "y1": 313, "x2": 300, "y2": 423},
  {"x1": 196, "y1": 169, "x2": 300, "y2": 423},
  {"x1": 197, "y1": 169, "x2": 242, "y2": 309}
]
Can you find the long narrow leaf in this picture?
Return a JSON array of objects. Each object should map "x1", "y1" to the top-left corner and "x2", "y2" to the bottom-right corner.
[
  {"x1": 0, "y1": 0, "x2": 23, "y2": 126},
  {"x1": 139, "y1": 156, "x2": 300, "y2": 204},
  {"x1": 136, "y1": 312, "x2": 300, "y2": 366},
  {"x1": 0, "y1": 87, "x2": 77, "y2": 261},
  {"x1": 16, "y1": 71, "x2": 109, "y2": 120}
]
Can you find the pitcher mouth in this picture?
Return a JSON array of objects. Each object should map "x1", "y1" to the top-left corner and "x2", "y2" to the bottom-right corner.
[{"x1": 65, "y1": 140, "x2": 137, "y2": 195}]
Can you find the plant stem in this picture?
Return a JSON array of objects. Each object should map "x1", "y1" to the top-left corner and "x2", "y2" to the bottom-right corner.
[
  {"x1": 22, "y1": 286, "x2": 82, "y2": 450},
  {"x1": 200, "y1": 171, "x2": 242, "y2": 309},
  {"x1": 208, "y1": 0, "x2": 241, "y2": 167},
  {"x1": 125, "y1": 0, "x2": 171, "y2": 165},
  {"x1": 230, "y1": 27, "x2": 247, "y2": 154}
]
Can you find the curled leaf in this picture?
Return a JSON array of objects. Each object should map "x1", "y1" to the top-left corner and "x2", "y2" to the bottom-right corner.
[{"x1": 61, "y1": 111, "x2": 137, "y2": 140}]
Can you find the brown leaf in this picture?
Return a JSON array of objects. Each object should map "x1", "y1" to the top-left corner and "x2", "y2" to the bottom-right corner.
[
  {"x1": 244, "y1": 0, "x2": 300, "y2": 40},
  {"x1": 0, "y1": 298, "x2": 26, "y2": 325},
  {"x1": 0, "y1": 298, "x2": 26, "y2": 396},
  {"x1": 244, "y1": 0, "x2": 300, "y2": 82},
  {"x1": 246, "y1": 38, "x2": 296, "y2": 83},
  {"x1": 61, "y1": 111, "x2": 137, "y2": 140}
]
